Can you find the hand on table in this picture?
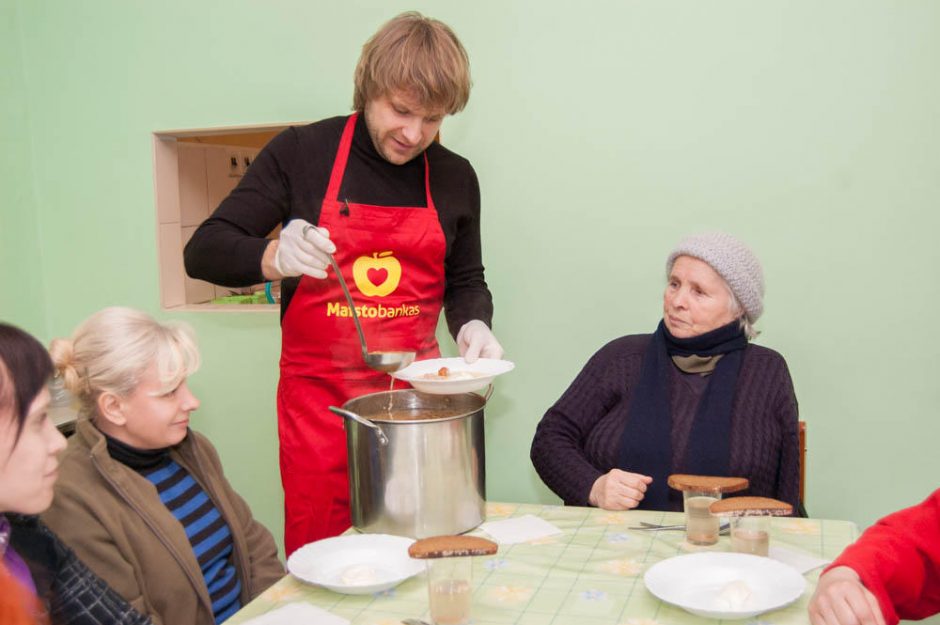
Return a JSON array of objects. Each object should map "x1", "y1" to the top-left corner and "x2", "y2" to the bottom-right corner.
[
  {"x1": 589, "y1": 469, "x2": 653, "y2": 510},
  {"x1": 457, "y1": 320, "x2": 503, "y2": 363},
  {"x1": 809, "y1": 566, "x2": 886, "y2": 625},
  {"x1": 272, "y1": 219, "x2": 336, "y2": 279}
]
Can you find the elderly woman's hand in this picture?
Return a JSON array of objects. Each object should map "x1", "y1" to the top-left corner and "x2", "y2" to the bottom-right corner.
[
  {"x1": 588, "y1": 469, "x2": 653, "y2": 510},
  {"x1": 808, "y1": 566, "x2": 885, "y2": 625}
]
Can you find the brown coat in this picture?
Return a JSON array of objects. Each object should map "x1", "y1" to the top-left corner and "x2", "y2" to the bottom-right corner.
[{"x1": 42, "y1": 421, "x2": 284, "y2": 625}]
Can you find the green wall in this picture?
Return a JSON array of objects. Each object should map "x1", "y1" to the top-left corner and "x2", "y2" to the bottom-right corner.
[
  {"x1": 1, "y1": 1, "x2": 47, "y2": 331},
  {"x1": 3, "y1": 0, "x2": 940, "y2": 556}
]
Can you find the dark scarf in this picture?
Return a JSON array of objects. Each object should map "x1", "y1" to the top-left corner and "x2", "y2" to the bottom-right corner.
[{"x1": 617, "y1": 319, "x2": 747, "y2": 510}]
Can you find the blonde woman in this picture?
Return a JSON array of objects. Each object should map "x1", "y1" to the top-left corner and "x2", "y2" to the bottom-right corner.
[{"x1": 43, "y1": 308, "x2": 282, "y2": 625}]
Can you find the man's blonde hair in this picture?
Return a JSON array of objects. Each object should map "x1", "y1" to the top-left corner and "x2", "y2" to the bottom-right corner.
[
  {"x1": 49, "y1": 307, "x2": 200, "y2": 418},
  {"x1": 353, "y1": 12, "x2": 471, "y2": 114}
]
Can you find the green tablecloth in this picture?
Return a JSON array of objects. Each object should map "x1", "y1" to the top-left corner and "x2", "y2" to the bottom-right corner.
[{"x1": 228, "y1": 502, "x2": 858, "y2": 625}]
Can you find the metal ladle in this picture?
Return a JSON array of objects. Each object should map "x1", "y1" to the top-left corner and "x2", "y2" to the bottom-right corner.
[{"x1": 328, "y1": 254, "x2": 415, "y2": 373}]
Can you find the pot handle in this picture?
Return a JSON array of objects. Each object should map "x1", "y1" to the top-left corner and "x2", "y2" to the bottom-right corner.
[
  {"x1": 328, "y1": 406, "x2": 389, "y2": 446},
  {"x1": 482, "y1": 383, "x2": 494, "y2": 402}
]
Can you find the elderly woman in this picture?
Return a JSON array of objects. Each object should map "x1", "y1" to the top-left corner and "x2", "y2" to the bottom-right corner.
[
  {"x1": 530, "y1": 232, "x2": 800, "y2": 512},
  {"x1": 43, "y1": 308, "x2": 283, "y2": 625},
  {"x1": 0, "y1": 322, "x2": 151, "y2": 625}
]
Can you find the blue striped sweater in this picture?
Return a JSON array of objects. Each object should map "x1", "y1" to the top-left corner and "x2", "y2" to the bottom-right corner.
[{"x1": 107, "y1": 435, "x2": 242, "y2": 623}]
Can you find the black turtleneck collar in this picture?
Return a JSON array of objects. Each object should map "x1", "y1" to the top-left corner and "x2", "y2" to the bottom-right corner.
[
  {"x1": 103, "y1": 431, "x2": 171, "y2": 471},
  {"x1": 350, "y1": 111, "x2": 426, "y2": 168}
]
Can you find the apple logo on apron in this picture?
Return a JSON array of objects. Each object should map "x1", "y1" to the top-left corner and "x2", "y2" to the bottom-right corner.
[{"x1": 353, "y1": 252, "x2": 402, "y2": 297}]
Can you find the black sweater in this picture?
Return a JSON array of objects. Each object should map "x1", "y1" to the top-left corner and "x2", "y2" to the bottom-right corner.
[
  {"x1": 183, "y1": 114, "x2": 493, "y2": 337},
  {"x1": 530, "y1": 334, "x2": 801, "y2": 511}
]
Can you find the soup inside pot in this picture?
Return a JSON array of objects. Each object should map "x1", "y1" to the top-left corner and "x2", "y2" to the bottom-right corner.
[
  {"x1": 380, "y1": 408, "x2": 464, "y2": 421},
  {"x1": 346, "y1": 389, "x2": 485, "y2": 424}
]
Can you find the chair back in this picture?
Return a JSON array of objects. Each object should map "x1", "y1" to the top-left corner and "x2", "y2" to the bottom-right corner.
[{"x1": 799, "y1": 420, "x2": 807, "y2": 510}]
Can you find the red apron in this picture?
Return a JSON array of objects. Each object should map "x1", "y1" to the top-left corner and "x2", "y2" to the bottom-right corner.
[{"x1": 278, "y1": 113, "x2": 445, "y2": 555}]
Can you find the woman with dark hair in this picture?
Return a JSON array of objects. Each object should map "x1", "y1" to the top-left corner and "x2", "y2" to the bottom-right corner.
[{"x1": 0, "y1": 322, "x2": 151, "y2": 625}]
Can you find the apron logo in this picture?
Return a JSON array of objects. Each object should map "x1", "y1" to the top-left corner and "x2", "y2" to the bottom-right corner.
[{"x1": 352, "y1": 251, "x2": 401, "y2": 297}]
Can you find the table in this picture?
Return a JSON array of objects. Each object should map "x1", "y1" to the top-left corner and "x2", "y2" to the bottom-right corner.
[{"x1": 227, "y1": 502, "x2": 858, "y2": 625}]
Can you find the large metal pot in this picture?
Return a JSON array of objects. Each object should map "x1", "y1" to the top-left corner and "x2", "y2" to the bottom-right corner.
[{"x1": 329, "y1": 389, "x2": 486, "y2": 538}]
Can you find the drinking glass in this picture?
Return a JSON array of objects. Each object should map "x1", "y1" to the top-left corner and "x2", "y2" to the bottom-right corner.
[
  {"x1": 683, "y1": 487, "x2": 722, "y2": 545},
  {"x1": 426, "y1": 557, "x2": 472, "y2": 625},
  {"x1": 730, "y1": 515, "x2": 771, "y2": 556}
]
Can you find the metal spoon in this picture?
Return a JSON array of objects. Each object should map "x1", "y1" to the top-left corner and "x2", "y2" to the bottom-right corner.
[
  {"x1": 401, "y1": 620, "x2": 431, "y2": 625},
  {"x1": 327, "y1": 253, "x2": 415, "y2": 373}
]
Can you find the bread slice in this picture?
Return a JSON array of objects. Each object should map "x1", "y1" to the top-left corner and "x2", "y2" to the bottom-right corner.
[
  {"x1": 709, "y1": 496, "x2": 794, "y2": 517},
  {"x1": 408, "y1": 535, "x2": 498, "y2": 559},
  {"x1": 667, "y1": 474, "x2": 749, "y2": 494}
]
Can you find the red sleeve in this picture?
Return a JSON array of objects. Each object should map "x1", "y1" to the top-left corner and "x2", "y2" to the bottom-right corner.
[{"x1": 827, "y1": 489, "x2": 940, "y2": 625}]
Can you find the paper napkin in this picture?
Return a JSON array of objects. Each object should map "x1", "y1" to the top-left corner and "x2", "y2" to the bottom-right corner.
[
  {"x1": 769, "y1": 545, "x2": 831, "y2": 574},
  {"x1": 479, "y1": 514, "x2": 563, "y2": 544},
  {"x1": 239, "y1": 602, "x2": 349, "y2": 625}
]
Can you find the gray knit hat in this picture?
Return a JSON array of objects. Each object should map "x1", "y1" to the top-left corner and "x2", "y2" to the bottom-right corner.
[{"x1": 666, "y1": 232, "x2": 765, "y2": 323}]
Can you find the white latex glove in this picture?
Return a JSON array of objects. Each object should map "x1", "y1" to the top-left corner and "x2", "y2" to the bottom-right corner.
[
  {"x1": 456, "y1": 320, "x2": 503, "y2": 363},
  {"x1": 273, "y1": 219, "x2": 336, "y2": 279}
]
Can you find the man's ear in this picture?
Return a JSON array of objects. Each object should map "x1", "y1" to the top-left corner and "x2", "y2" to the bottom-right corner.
[{"x1": 97, "y1": 391, "x2": 127, "y2": 427}]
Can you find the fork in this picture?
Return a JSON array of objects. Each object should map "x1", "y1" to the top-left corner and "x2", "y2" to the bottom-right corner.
[
  {"x1": 629, "y1": 521, "x2": 731, "y2": 535},
  {"x1": 636, "y1": 522, "x2": 685, "y2": 530}
]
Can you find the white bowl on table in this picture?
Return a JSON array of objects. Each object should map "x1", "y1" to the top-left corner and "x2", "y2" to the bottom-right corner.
[
  {"x1": 643, "y1": 552, "x2": 807, "y2": 620},
  {"x1": 287, "y1": 534, "x2": 424, "y2": 595}
]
